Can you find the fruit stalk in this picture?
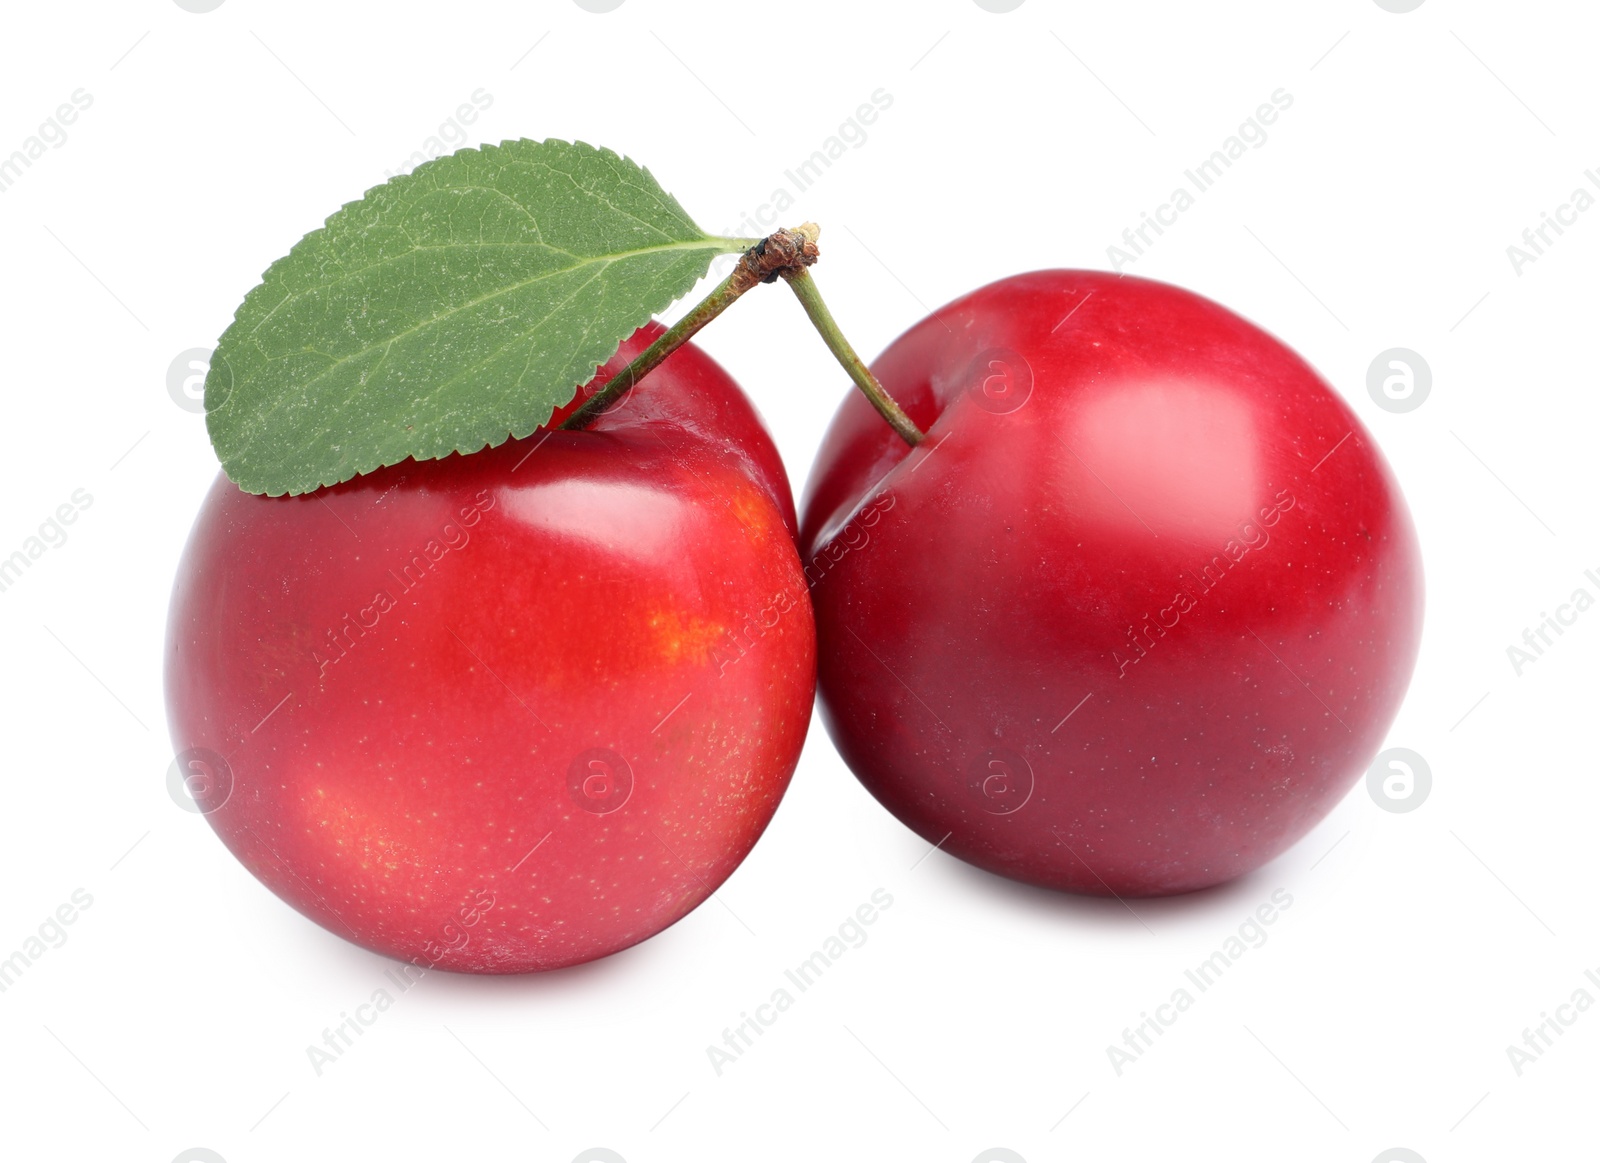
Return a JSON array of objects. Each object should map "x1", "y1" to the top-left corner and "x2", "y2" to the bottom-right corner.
[
  {"x1": 563, "y1": 225, "x2": 822, "y2": 430},
  {"x1": 565, "y1": 224, "x2": 926, "y2": 448},
  {"x1": 782, "y1": 267, "x2": 924, "y2": 447}
]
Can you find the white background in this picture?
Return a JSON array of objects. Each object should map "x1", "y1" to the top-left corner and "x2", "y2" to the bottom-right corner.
[{"x1": 1, "y1": 1, "x2": 1595, "y2": 1161}]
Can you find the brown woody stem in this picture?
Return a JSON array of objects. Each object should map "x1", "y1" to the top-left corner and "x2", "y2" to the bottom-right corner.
[{"x1": 562, "y1": 225, "x2": 821, "y2": 430}]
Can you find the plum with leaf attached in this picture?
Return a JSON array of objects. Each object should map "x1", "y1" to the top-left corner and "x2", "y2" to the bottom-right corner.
[{"x1": 166, "y1": 142, "x2": 815, "y2": 972}]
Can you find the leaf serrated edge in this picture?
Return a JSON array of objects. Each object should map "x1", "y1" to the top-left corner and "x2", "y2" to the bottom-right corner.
[{"x1": 204, "y1": 138, "x2": 750, "y2": 496}]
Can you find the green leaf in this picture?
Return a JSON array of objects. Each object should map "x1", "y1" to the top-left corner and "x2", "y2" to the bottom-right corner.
[{"x1": 205, "y1": 138, "x2": 748, "y2": 496}]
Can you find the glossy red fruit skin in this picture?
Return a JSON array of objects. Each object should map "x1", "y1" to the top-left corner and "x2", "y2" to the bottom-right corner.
[
  {"x1": 801, "y1": 270, "x2": 1423, "y2": 897},
  {"x1": 166, "y1": 326, "x2": 814, "y2": 972}
]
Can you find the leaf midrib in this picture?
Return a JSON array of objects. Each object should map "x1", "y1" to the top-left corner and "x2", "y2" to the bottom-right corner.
[{"x1": 217, "y1": 235, "x2": 738, "y2": 436}]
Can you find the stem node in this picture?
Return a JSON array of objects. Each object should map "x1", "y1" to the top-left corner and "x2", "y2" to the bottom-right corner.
[
  {"x1": 561, "y1": 222, "x2": 924, "y2": 449},
  {"x1": 562, "y1": 224, "x2": 823, "y2": 431}
]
